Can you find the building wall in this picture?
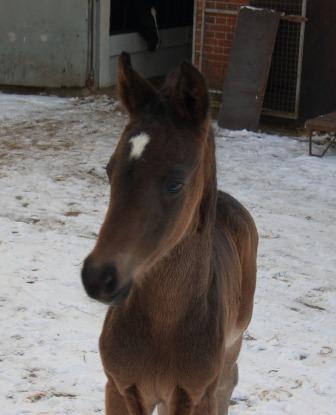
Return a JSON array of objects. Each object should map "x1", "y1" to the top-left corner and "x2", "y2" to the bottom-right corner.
[
  {"x1": 0, "y1": 0, "x2": 90, "y2": 87},
  {"x1": 193, "y1": 0, "x2": 249, "y2": 91}
]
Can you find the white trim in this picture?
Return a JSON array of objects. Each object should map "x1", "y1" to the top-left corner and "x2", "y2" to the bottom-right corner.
[{"x1": 95, "y1": 0, "x2": 111, "y2": 88}]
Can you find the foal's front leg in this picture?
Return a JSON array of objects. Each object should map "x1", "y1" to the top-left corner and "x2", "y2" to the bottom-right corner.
[
  {"x1": 192, "y1": 394, "x2": 218, "y2": 415},
  {"x1": 105, "y1": 379, "x2": 130, "y2": 415},
  {"x1": 168, "y1": 387, "x2": 217, "y2": 415},
  {"x1": 105, "y1": 379, "x2": 148, "y2": 415}
]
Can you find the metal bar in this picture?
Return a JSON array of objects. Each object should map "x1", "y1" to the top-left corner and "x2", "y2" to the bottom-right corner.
[
  {"x1": 294, "y1": 0, "x2": 307, "y2": 118},
  {"x1": 205, "y1": 8, "x2": 238, "y2": 16},
  {"x1": 209, "y1": 89, "x2": 223, "y2": 95},
  {"x1": 86, "y1": 0, "x2": 95, "y2": 88},
  {"x1": 205, "y1": 8, "x2": 306, "y2": 22},
  {"x1": 281, "y1": 14, "x2": 307, "y2": 23},
  {"x1": 192, "y1": 0, "x2": 197, "y2": 64},
  {"x1": 262, "y1": 108, "x2": 298, "y2": 119},
  {"x1": 199, "y1": 5, "x2": 206, "y2": 71},
  {"x1": 309, "y1": 131, "x2": 313, "y2": 156}
]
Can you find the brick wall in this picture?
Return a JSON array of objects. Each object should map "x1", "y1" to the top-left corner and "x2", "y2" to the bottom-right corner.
[{"x1": 193, "y1": 0, "x2": 250, "y2": 91}]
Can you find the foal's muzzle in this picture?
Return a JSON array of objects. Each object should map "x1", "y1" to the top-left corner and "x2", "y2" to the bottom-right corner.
[{"x1": 81, "y1": 258, "x2": 132, "y2": 305}]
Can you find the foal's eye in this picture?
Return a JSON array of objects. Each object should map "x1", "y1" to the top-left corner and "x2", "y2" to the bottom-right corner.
[{"x1": 166, "y1": 180, "x2": 184, "y2": 194}]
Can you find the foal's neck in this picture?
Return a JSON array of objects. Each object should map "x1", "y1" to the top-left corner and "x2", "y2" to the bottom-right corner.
[{"x1": 137, "y1": 230, "x2": 214, "y2": 331}]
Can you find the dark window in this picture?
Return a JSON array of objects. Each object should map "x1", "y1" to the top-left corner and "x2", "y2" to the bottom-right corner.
[{"x1": 110, "y1": 0, "x2": 194, "y2": 35}]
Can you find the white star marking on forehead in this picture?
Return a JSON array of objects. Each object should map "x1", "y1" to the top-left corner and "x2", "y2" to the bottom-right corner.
[{"x1": 129, "y1": 133, "x2": 151, "y2": 160}]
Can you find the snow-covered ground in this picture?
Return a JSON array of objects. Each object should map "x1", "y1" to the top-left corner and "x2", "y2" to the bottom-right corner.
[{"x1": 0, "y1": 93, "x2": 335, "y2": 415}]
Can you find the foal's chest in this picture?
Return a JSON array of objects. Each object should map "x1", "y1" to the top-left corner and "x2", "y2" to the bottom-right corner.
[{"x1": 99, "y1": 305, "x2": 224, "y2": 399}]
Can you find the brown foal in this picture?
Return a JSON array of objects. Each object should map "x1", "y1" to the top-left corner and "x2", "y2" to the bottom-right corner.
[{"x1": 81, "y1": 52, "x2": 258, "y2": 415}]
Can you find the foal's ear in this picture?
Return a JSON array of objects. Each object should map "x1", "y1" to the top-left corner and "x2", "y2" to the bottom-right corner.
[
  {"x1": 117, "y1": 52, "x2": 158, "y2": 116},
  {"x1": 162, "y1": 61, "x2": 209, "y2": 124}
]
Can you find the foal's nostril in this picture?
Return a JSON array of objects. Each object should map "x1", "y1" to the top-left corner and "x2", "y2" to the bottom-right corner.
[
  {"x1": 101, "y1": 265, "x2": 118, "y2": 293},
  {"x1": 82, "y1": 259, "x2": 119, "y2": 299},
  {"x1": 81, "y1": 259, "x2": 100, "y2": 298}
]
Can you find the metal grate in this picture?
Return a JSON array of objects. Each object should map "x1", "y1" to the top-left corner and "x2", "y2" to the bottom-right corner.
[{"x1": 249, "y1": 0, "x2": 307, "y2": 118}]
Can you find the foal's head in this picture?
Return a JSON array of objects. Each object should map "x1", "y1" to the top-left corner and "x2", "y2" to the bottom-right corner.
[{"x1": 81, "y1": 52, "x2": 213, "y2": 305}]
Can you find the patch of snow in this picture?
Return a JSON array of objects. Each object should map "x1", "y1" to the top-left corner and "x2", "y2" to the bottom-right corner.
[{"x1": 0, "y1": 93, "x2": 70, "y2": 122}]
